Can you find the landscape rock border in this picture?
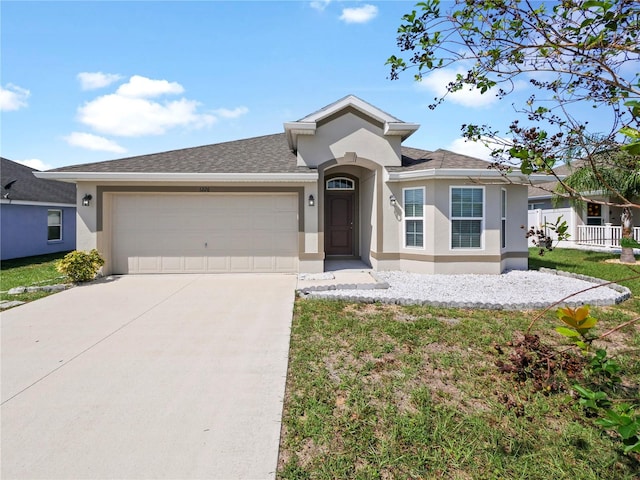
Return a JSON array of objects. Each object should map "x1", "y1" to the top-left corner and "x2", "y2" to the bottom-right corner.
[
  {"x1": 0, "y1": 300, "x2": 26, "y2": 310},
  {"x1": 299, "y1": 269, "x2": 632, "y2": 310},
  {"x1": 7, "y1": 284, "x2": 70, "y2": 295}
]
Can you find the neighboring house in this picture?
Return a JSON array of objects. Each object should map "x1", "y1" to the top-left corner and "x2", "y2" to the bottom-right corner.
[
  {"x1": 37, "y1": 95, "x2": 550, "y2": 275},
  {"x1": 1, "y1": 157, "x2": 76, "y2": 260},
  {"x1": 527, "y1": 164, "x2": 640, "y2": 248}
]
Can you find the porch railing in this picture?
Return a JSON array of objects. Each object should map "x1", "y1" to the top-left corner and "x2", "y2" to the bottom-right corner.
[{"x1": 576, "y1": 224, "x2": 640, "y2": 248}]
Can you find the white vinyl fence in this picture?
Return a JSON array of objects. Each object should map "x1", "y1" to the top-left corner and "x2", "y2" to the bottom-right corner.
[
  {"x1": 528, "y1": 207, "x2": 640, "y2": 248},
  {"x1": 527, "y1": 208, "x2": 576, "y2": 247}
]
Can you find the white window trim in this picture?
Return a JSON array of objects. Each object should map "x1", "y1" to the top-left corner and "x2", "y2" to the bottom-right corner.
[
  {"x1": 326, "y1": 177, "x2": 355, "y2": 191},
  {"x1": 449, "y1": 186, "x2": 485, "y2": 250},
  {"x1": 403, "y1": 186, "x2": 425, "y2": 249},
  {"x1": 47, "y1": 209, "x2": 63, "y2": 242},
  {"x1": 501, "y1": 188, "x2": 507, "y2": 250}
]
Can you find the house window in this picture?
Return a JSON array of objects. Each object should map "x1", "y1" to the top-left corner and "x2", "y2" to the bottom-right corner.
[
  {"x1": 501, "y1": 189, "x2": 507, "y2": 249},
  {"x1": 451, "y1": 187, "x2": 483, "y2": 249},
  {"x1": 587, "y1": 202, "x2": 602, "y2": 226},
  {"x1": 528, "y1": 203, "x2": 544, "y2": 210},
  {"x1": 326, "y1": 177, "x2": 355, "y2": 190},
  {"x1": 48, "y1": 210, "x2": 62, "y2": 241},
  {"x1": 403, "y1": 187, "x2": 424, "y2": 248}
]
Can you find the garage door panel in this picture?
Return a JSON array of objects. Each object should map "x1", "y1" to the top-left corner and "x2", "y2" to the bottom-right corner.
[
  {"x1": 229, "y1": 256, "x2": 252, "y2": 272},
  {"x1": 137, "y1": 257, "x2": 162, "y2": 273},
  {"x1": 206, "y1": 256, "x2": 229, "y2": 272},
  {"x1": 112, "y1": 194, "x2": 298, "y2": 273},
  {"x1": 253, "y1": 256, "x2": 275, "y2": 271},
  {"x1": 276, "y1": 256, "x2": 297, "y2": 272},
  {"x1": 160, "y1": 257, "x2": 184, "y2": 272},
  {"x1": 184, "y1": 257, "x2": 207, "y2": 271}
]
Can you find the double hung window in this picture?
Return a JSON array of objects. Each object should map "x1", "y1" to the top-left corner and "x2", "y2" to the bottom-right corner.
[
  {"x1": 48, "y1": 210, "x2": 62, "y2": 241},
  {"x1": 451, "y1": 187, "x2": 483, "y2": 249},
  {"x1": 404, "y1": 187, "x2": 424, "y2": 248}
]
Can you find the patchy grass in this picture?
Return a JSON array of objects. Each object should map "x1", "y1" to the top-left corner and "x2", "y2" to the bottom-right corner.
[
  {"x1": 1, "y1": 252, "x2": 71, "y2": 304},
  {"x1": 278, "y1": 249, "x2": 640, "y2": 479}
]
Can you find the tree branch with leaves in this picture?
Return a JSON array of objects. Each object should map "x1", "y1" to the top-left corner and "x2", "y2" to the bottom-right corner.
[{"x1": 387, "y1": 0, "x2": 640, "y2": 210}]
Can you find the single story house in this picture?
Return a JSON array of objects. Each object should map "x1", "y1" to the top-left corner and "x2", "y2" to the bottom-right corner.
[
  {"x1": 1, "y1": 157, "x2": 76, "y2": 260},
  {"x1": 527, "y1": 164, "x2": 639, "y2": 248},
  {"x1": 37, "y1": 95, "x2": 549, "y2": 275}
]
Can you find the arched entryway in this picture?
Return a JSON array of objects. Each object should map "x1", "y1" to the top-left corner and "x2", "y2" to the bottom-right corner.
[
  {"x1": 319, "y1": 157, "x2": 382, "y2": 267},
  {"x1": 324, "y1": 175, "x2": 358, "y2": 256}
]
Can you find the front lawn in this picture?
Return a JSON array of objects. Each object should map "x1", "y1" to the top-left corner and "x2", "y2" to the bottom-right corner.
[
  {"x1": 0, "y1": 252, "x2": 71, "y2": 304},
  {"x1": 278, "y1": 248, "x2": 640, "y2": 479}
]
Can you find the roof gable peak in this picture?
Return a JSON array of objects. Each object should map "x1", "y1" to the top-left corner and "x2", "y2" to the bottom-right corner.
[
  {"x1": 297, "y1": 94, "x2": 402, "y2": 124},
  {"x1": 284, "y1": 95, "x2": 420, "y2": 152}
]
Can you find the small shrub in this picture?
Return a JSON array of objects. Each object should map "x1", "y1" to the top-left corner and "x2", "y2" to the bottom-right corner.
[{"x1": 56, "y1": 249, "x2": 105, "y2": 283}]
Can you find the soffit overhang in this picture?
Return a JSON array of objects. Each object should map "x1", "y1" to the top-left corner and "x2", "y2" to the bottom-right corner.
[
  {"x1": 34, "y1": 172, "x2": 319, "y2": 183},
  {"x1": 386, "y1": 169, "x2": 560, "y2": 185}
]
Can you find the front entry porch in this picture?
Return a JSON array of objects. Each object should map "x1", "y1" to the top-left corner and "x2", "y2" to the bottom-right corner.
[{"x1": 576, "y1": 224, "x2": 640, "y2": 248}]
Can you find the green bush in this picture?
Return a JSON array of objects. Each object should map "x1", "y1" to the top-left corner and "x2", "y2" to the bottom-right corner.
[{"x1": 56, "y1": 249, "x2": 105, "y2": 283}]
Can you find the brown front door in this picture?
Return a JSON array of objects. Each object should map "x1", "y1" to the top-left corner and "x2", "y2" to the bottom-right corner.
[{"x1": 325, "y1": 193, "x2": 354, "y2": 255}]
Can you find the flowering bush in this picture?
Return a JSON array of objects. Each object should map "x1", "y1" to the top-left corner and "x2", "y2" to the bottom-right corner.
[{"x1": 56, "y1": 249, "x2": 105, "y2": 283}]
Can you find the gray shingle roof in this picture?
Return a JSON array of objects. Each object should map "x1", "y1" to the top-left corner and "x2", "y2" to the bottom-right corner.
[
  {"x1": 527, "y1": 163, "x2": 577, "y2": 199},
  {"x1": 48, "y1": 133, "x2": 493, "y2": 176},
  {"x1": 1, "y1": 158, "x2": 76, "y2": 203},
  {"x1": 49, "y1": 133, "x2": 308, "y2": 174},
  {"x1": 392, "y1": 148, "x2": 493, "y2": 171}
]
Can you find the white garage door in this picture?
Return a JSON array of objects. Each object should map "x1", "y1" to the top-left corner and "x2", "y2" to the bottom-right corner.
[{"x1": 111, "y1": 193, "x2": 299, "y2": 273}]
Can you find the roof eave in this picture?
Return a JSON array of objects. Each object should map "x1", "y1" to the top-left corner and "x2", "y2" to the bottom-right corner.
[
  {"x1": 283, "y1": 122, "x2": 317, "y2": 152},
  {"x1": 34, "y1": 172, "x2": 319, "y2": 183},
  {"x1": 384, "y1": 122, "x2": 420, "y2": 141},
  {"x1": 387, "y1": 170, "x2": 556, "y2": 184},
  {"x1": 0, "y1": 199, "x2": 76, "y2": 207}
]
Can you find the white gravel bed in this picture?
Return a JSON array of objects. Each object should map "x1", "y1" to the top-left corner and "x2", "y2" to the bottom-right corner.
[{"x1": 305, "y1": 269, "x2": 631, "y2": 309}]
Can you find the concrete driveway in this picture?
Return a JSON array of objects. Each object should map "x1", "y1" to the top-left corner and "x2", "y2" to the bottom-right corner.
[{"x1": 1, "y1": 274, "x2": 296, "y2": 480}]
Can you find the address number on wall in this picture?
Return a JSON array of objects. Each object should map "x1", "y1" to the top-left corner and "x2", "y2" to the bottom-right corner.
[{"x1": 199, "y1": 187, "x2": 210, "y2": 192}]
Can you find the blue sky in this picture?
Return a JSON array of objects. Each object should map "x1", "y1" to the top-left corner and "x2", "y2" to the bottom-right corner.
[{"x1": 0, "y1": 1, "x2": 618, "y2": 171}]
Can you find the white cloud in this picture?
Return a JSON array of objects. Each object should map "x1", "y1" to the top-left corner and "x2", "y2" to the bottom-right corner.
[
  {"x1": 116, "y1": 75, "x2": 184, "y2": 98},
  {"x1": 77, "y1": 72, "x2": 122, "y2": 90},
  {"x1": 339, "y1": 4, "x2": 378, "y2": 23},
  {"x1": 419, "y1": 68, "x2": 500, "y2": 108},
  {"x1": 64, "y1": 132, "x2": 126, "y2": 153},
  {"x1": 16, "y1": 159, "x2": 55, "y2": 171},
  {"x1": 447, "y1": 136, "x2": 512, "y2": 161},
  {"x1": 0, "y1": 84, "x2": 30, "y2": 111},
  {"x1": 310, "y1": 0, "x2": 330, "y2": 11},
  {"x1": 213, "y1": 106, "x2": 249, "y2": 119},
  {"x1": 78, "y1": 93, "x2": 216, "y2": 137},
  {"x1": 75, "y1": 75, "x2": 241, "y2": 137}
]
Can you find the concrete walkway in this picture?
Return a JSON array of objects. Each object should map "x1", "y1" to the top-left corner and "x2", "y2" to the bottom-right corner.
[
  {"x1": 296, "y1": 259, "x2": 385, "y2": 292},
  {"x1": 1, "y1": 274, "x2": 296, "y2": 480}
]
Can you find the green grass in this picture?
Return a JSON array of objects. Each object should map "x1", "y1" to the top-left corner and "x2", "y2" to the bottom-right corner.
[
  {"x1": 1, "y1": 252, "x2": 71, "y2": 304},
  {"x1": 278, "y1": 248, "x2": 640, "y2": 479}
]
